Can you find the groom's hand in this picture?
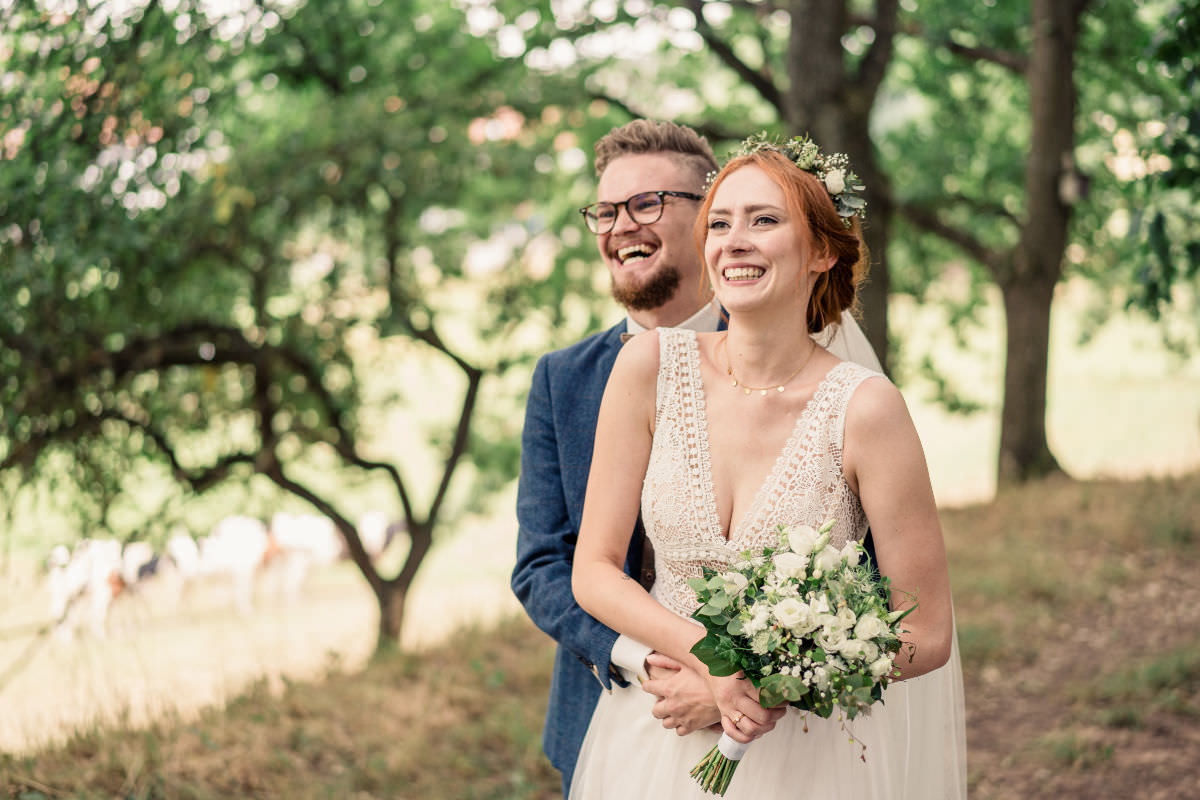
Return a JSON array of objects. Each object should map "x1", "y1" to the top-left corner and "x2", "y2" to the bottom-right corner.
[{"x1": 641, "y1": 653, "x2": 721, "y2": 736}]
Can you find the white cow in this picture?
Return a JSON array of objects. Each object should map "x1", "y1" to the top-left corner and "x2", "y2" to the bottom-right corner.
[
  {"x1": 266, "y1": 512, "x2": 344, "y2": 601},
  {"x1": 166, "y1": 517, "x2": 271, "y2": 614},
  {"x1": 47, "y1": 538, "x2": 125, "y2": 640}
]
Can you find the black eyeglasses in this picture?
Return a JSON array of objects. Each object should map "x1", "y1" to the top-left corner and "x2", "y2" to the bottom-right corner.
[{"x1": 579, "y1": 190, "x2": 704, "y2": 234}]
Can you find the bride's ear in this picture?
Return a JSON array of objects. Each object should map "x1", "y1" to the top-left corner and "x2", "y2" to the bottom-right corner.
[{"x1": 809, "y1": 251, "x2": 837, "y2": 274}]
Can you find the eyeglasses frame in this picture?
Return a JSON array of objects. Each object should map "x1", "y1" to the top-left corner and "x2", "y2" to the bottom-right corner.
[{"x1": 578, "y1": 190, "x2": 705, "y2": 235}]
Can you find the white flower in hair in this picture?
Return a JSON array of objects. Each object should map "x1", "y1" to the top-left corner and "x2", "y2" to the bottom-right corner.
[{"x1": 824, "y1": 168, "x2": 846, "y2": 195}]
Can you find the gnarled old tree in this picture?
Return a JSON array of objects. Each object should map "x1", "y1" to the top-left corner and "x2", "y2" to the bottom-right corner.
[{"x1": 0, "y1": 0, "x2": 584, "y2": 646}]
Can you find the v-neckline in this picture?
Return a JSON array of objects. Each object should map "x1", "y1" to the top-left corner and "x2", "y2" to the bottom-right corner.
[{"x1": 684, "y1": 335, "x2": 849, "y2": 544}]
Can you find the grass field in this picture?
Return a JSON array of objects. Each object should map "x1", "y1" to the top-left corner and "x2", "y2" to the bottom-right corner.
[{"x1": 1, "y1": 472, "x2": 1197, "y2": 799}]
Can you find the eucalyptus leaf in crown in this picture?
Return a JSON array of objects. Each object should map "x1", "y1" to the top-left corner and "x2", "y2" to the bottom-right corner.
[{"x1": 709, "y1": 132, "x2": 867, "y2": 227}]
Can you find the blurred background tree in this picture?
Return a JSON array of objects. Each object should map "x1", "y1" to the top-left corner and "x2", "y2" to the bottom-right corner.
[{"x1": 1, "y1": 0, "x2": 1194, "y2": 645}]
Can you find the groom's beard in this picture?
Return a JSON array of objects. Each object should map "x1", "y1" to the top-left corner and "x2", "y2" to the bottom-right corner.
[{"x1": 611, "y1": 264, "x2": 681, "y2": 312}]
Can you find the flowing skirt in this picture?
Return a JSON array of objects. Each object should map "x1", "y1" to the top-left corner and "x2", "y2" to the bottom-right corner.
[{"x1": 570, "y1": 629, "x2": 967, "y2": 799}]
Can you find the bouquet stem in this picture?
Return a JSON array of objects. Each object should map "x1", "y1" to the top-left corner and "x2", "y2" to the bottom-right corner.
[{"x1": 689, "y1": 733, "x2": 749, "y2": 796}]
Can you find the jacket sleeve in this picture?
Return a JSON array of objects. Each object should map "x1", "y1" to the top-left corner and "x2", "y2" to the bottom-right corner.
[{"x1": 511, "y1": 355, "x2": 626, "y2": 690}]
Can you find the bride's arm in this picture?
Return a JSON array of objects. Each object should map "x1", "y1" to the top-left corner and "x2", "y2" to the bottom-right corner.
[
  {"x1": 572, "y1": 331, "x2": 706, "y2": 666},
  {"x1": 843, "y1": 376, "x2": 954, "y2": 680}
]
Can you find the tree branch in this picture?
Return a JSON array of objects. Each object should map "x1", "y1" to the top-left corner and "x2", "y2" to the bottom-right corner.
[
  {"x1": 680, "y1": 0, "x2": 785, "y2": 116},
  {"x1": 855, "y1": 0, "x2": 900, "y2": 97},
  {"x1": 945, "y1": 41, "x2": 1028, "y2": 75},
  {"x1": 895, "y1": 200, "x2": 1009, "y2": 278},
  {"x1": 585, "y1": 91, "x2": 744, "y2": 144}
]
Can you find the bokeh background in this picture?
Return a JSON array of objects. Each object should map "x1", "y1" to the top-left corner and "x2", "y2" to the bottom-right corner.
[{"x1": 1, "y1": 1, "x2": 1198, "y2": 797}]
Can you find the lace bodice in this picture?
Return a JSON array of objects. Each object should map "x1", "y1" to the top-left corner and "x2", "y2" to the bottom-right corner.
[{"x1": 643, "y1": 327, "x2": 878, "y2": 618}]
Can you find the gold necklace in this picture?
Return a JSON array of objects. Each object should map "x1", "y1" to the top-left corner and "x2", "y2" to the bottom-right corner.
[{"x1": 722, "y1": 334, "x2": 815, "y2": 397}]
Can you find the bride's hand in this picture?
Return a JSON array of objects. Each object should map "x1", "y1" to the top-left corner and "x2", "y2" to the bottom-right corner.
[{"x1": 705, "y1": 672, "x2": 787, "y2": 744}]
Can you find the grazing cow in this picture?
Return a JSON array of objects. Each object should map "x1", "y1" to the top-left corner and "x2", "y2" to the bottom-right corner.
[
  {"x1": 46, "y1": 538, "x2": 125, "y2": 640},
  {"x1": 266, "y1": 512, "x2": 344, "y2": 601},
  {"x1": 164, "y1": 517, "x2": 271, "y2": 614}
]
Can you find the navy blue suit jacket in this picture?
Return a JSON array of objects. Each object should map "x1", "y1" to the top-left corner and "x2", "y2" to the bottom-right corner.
[{"x1": 512, "y1": 320, "x2": 635, "y2": 791}]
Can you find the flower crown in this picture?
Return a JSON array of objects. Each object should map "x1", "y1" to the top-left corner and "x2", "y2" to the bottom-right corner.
[{"x1": 706, "y1": 132, "x2": 867, "y2": 227}]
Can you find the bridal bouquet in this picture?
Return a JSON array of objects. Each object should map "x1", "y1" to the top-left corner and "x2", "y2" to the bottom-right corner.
[{"x1": 687, "y1": 519, "x2": 914, "y2": 796}]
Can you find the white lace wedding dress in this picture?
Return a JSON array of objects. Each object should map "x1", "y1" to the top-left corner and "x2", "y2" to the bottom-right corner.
[{"x1": 569, "y1": 328, "x2": 967, "y2": 799}]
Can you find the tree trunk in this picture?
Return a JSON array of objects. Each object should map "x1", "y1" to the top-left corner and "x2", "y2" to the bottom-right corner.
[
  {"x1": 377, "y1": 580, "x2": 407, "y2": 648},
  {"x1": 997, "y1": 276, "x2": 1062, "y2": 483},
  {"x1": 785, "y1": 0, "x2": 894, "y2": 373},
  {"x1": 995, "y1": 0, "x2": 1088, "y2": 483},
  {"x1": 375, "y1": 519, "x2": 433, "y2": 651}
]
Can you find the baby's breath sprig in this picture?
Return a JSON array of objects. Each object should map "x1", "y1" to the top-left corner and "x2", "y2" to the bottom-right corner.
[{"x1": 708, "y1": 132, "x2": 867, "y2": 228}]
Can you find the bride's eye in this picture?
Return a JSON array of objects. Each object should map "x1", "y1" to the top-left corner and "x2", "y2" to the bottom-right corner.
[
  {"x1": 754, "y1": 215, "x2": 778, "y2": 226},
  {"x1": 707, "y1": 218, "x2": 729, "y2": 231}
]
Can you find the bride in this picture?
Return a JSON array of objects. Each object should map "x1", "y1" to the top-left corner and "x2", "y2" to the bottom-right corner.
[{"x1": 570, "y1": 136, "x2": 967, "y2": 798}]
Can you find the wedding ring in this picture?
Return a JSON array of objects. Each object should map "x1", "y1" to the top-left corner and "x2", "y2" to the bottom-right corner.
[{"x1": 731, "y1": 711, "x2": 744, "y2": 725}]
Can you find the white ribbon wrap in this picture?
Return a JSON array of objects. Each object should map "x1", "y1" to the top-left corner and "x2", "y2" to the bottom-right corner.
[{"x1": 716, "y1": 732, "x2": 750, "y2": 761}]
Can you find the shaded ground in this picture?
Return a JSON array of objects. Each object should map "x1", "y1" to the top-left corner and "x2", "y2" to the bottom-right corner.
[{"x1": 943, "y1": 474, "x2": 1200, "y2": 799}]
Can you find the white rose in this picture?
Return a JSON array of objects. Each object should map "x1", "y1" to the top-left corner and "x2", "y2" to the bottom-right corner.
[
  {"x1": 773, "y1": 551, "x2": 809, "y2": 580},
  {"x1": 785, "y1": 524, "x2": 820, "y2": 557},
  {"x1": 824, "y1": 168, "x2": 846, "y2": 194},
  {"x1": 869, "y1": 655, "x2": 895, "y2": 678},
  {"x1": 853, "y1": 612, "x2": 889, "y2": 642},
  {"x1": 812, "y1": 545, "x2": 843, "y2": 576}
]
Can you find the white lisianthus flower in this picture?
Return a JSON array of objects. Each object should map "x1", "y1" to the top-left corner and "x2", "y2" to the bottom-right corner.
[
  {"x1": 722, "y1": 571, "x2": 749, "y2": 594},
  {"x1": 853, "y1": 612, "x2": 889, "y2": 642},
  {"x1": 869, "y1": 655, "x2": 895, "y2": 677},
  {"x1": 859, "y1": 640, "x2": 880, "y2": 663},
  {"x1": 838, "y1": 540, "x2": 861, "y2": 565},
  {"x1": 816, "y1": 623, "x2": 847, "y2": 652},
  {"x1": 824, "y1": 168, "x2": 846, "y2": 194},
  {"x1": 780, "y1": 598, "x2": 820, "y2": 635},
  {"x1": 811, "y1": 665, "x2": 831, "y2": 691},
  {"x1": 785, "y1": 524, "x2": 820, "y2": 557},
  {"x1": 837, "y1": 637, "x2": 870, "y2": 660},
  {"x1": 773, "y1": 597, "x2": 807, "y2": 630},
  {"x1": 835, "y1": 605, "x2": 858, "y2": 631},
  {"x1": 812, "y1": 544, "x2": 843, "y2": 576},
  {"x1": 773, "y1": 551, "x2": 809, "y2": 579}
]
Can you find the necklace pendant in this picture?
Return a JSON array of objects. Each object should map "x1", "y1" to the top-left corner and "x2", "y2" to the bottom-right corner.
[
  {"x1": 743, "y1": 387, "x2": 751, "y2": 395},
  {"x1": 731, "y1": 378, "x2": 739, "y2": 387},
  {"x1": 777, "y1": 385, "x2": 785, "y2": 393},
  {"x1": 759, "y1": 389, "x2": 768, "y2": 397}
]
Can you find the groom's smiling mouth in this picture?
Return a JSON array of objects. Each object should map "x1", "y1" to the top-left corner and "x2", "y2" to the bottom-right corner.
[{"x1": 616, "y1": 243, "x2": 659, "y2": 265}]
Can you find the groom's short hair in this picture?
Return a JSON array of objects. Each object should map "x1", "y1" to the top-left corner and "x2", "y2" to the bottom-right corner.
[{"x1": 593, "y1": 119, "x2": 718, "y2": 187}]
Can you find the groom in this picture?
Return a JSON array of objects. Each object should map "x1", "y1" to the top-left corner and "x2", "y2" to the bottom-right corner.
[
  {"x1": 512, "y1": 119, "x2": 882, "y2": 794},
  {"x1": 512, "y1": 119, "x2": 728, "y2": 794}
]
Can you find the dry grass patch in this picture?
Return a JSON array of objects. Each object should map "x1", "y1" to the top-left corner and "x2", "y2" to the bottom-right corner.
[{"x1": 1, "y1": 620, "x2": 559, "y2": 800}]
